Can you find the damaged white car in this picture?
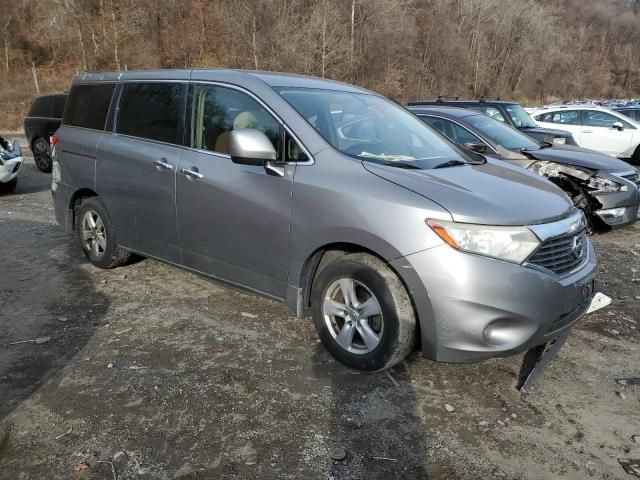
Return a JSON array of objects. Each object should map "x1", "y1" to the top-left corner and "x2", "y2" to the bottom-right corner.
[{"x1": 0, "y1": 135, "x2": 23, "y2": 194}]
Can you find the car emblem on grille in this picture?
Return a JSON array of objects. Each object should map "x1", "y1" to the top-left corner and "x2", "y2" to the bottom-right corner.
[{"x1": 571, "y1": 235, "x2": 585, "y2": 260}]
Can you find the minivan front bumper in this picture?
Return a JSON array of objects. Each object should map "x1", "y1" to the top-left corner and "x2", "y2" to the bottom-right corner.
[{"x1": 390, "y1": 240, "x2": 596, "y2": 363}]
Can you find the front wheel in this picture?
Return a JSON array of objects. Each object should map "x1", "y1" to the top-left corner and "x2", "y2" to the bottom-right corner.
[
  {"x1": 311, "y1": 253, "x2": 416, "y2": 371},
  {"x1": 76, "y1": 197, "x2": 131, "y2": 269},
  {"x1": 0, "y1": 178, "x2": 17, "y2": 194}
]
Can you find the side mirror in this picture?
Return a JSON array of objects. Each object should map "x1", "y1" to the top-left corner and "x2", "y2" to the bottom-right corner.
[
  {"x1": 463, "y1": 142, "x2": 487, "y2": 154},
  {"x1": 612, "y1": 121, "x2": 624, "y2": 131},
  {"x1": 229, "y1": 129, "x2": 277, "y2": 166}
]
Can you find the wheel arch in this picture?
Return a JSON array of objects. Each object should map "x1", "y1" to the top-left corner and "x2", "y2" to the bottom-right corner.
[{"x1": 68, "y1": 188, "x2": 99, "y2": 231}]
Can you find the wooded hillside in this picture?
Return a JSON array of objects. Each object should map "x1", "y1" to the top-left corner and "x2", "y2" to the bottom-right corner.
[{"x1": 1, "y1": 0, "x2": 639, "y2": 130}]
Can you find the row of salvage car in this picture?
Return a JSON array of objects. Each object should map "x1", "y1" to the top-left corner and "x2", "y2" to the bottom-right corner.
[{"x1": 14, "y1": 91, "x2": 639, "y2": 233}]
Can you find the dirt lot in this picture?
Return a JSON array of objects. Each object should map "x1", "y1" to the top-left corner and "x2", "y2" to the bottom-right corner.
[{"x1": 1, "y1": 136, "x2": 639, "y2": 480}]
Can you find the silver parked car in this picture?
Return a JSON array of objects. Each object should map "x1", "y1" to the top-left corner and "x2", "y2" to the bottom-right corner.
[{"x1": 52, "y1": 69, "x2": 599, "y2": 371}]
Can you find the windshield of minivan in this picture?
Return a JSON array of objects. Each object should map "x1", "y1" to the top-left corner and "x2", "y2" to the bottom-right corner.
[
  {"x1": 466, "y1": 114, "x2": 541, "y2": 151},
  {"x1": 504, "y1": 104, "x2": 537, "y2": 128},
  {"x1": 277, "y1": 88, "x2": 474, "y2": 168}
]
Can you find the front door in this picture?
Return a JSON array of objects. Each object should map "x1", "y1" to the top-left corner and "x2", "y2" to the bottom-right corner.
[
  {"x1": 176, "y1": 83, "x2": 299, "y2": 299},
  {"x1": 579, "y1": 110, "x2": 635, "y2": 157}
]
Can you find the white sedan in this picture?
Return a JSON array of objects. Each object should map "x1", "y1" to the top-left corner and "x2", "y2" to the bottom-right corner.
[
  {"x1": 532, "y1": 105, "x2": 640, "y2": 162},
  {"x1": 0, "y1": 136, "x2": 24, "y2": 194}
]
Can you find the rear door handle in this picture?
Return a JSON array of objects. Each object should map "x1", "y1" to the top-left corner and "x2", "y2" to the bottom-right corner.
[
  {"x1": 582, "y1": 130, "x2": 593, "y2": 134},
  {"x1": 153, "y1": 158, "x2": 174, "y2": 171},
  {"x1": 180, "y1": 167, "x2": 203, "y2": 180}
]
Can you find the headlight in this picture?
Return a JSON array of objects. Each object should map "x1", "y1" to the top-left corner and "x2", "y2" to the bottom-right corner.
[
  {"x1": 528, "y1": 161, "x2": 626, "y2": 193},
  {"x1": 427, "y1": 219, "x2": 540, "y2": 264},
  {"x1": 585, "y1": 176, "x2": 626, "y2": 193},
  {"x1": 552, "y1": 137, "x2": 566, "y2": 145}
]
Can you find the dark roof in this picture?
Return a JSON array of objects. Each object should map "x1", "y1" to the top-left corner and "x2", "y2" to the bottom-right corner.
[
  {"x1": 408, "y1": 98, "x2": 519, "y2": 106},
  {"x1": 72, "y1": 69, "x2": 372, "y2": 94},
  {"x1": 407, "y1": 105, "x2": 482, "y2": 118}
]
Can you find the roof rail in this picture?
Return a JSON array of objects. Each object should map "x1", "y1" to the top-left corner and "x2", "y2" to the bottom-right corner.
[
  {"x1": 407, "y1": 96, "x2": 459, "y2": 106},
  {"x1": 478, "y1": 96, "x2": 501, "y2": 102}
]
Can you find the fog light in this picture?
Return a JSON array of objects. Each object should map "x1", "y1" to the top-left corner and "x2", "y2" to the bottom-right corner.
[
  {"x1": 553, "y1": 137, "x2": 566, "y2": 145},
  {"x1": 596, "y1": 207, "x2": 626, "y2": 224}
]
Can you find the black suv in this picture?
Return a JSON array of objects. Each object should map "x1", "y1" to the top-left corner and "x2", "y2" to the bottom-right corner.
[
  {"x1": 408, "y1": 97, "x2": 576, "y2": 146},
  {"x1": 23, "y1": 93, "x2": 68, "y2": 172}
]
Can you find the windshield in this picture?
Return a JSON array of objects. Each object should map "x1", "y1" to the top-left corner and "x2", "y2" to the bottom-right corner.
[
  {"x1": 277, "y1": 88, "x2": 473, "y2": 169},
  {"x1": 466, "y1": 114, "x2": 541, "y2": 151},
  {"x1": 504, "y1": 104, "x2": 537, "y2": 128}
]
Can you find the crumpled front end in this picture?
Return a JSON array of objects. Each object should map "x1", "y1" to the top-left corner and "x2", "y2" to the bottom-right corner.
[{"x1": 0, "y1": 136, "x2": 23, "y2": 184}]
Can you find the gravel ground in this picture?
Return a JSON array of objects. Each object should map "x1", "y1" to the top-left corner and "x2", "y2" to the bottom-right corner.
[{"x1": 1, "y1": 135, "x2": 639, "y2": 479}]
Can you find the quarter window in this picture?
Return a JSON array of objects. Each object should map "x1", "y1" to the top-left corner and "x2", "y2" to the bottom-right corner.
[
  {"x1": 191, "y1": 84, "x2": 282, "y2": 157},
  {"x1": 117, "y1": 83, "x2": 185, "y2": 145},
  {"x1": 63, "y1": 84, "x2": 115, "y2": 130}
]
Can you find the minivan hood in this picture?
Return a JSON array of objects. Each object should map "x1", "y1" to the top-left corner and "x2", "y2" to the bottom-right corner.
[
  {"x1": 524, "y1": 145, "x2": 633, "y2": 172},
  {"x1": 363, "y1": 159, "x2": 573, "y2": 226}
]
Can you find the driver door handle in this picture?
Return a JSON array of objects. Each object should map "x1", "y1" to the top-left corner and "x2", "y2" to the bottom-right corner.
[
  {"x1": 582, "y1": 129, "x2": 593, "y2": 134},
  {"x1": 153, "y1": 158, "x2": 174, "y2": 171}
]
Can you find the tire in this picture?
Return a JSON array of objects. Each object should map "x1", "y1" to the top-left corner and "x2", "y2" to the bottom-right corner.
[
  {"x1": 0, "y1": 178, "x2": 17, "y2": 194},
  {"x1": 76, "y1": 197, "x2": 131, "y2": 269},
  {"x1": 632, "y1": 145, "x2": 640, "y2": 166},
  {"x1": 311, "y1": 252, "x2": 416, "y2": 371},
  {"x1": 32, "y1": 137, "x2": 52, "y2": 173}
]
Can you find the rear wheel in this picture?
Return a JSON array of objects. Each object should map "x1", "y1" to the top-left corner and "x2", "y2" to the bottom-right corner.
[
  {"x1": 0, "y1": 178, "x2": 17, "y2": 194},
  {"x1": 311, "y1": 253, "x2": 416, "y2": 371},
  {"x1": 77, "y1": 197, "x2": 130, "y2": 269},
  {"x1": 32, "y1": 137, "x2": 52, "y2": 173}
]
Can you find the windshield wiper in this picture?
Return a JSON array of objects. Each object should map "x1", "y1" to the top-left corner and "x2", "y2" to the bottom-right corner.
[
  {"x1": 432, "y1": 159, "x2": 467, "y2": 169},
  {"x1": 381, "y1": 161, "x2": 421, "y2": 169}
]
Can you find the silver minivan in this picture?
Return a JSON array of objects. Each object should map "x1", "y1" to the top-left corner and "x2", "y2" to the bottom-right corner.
[{"x1": 52, "y1": 69, "x2": 598, "y2": 371}]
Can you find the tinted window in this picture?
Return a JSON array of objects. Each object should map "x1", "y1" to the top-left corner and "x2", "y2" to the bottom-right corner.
[
  {"x1": 278, "y1": 88, "x2": 473, "y2": 169},
  {"x1": 191, "y1": 84, "x2": 281, "y2": 156},
  {"x1": 64, "y1": 84, "x2": 115, "y2": 130},
  {"x1": 583, "y1": 110, "x2": 632, "y2": 129},
  {"x1": 466, "y1": 114, "x2": 540, "y2": 151},
  {"x1": 117, "y1": 83, "x2": 185, "y2": 144},
  {"x1": 28, "y1": 96, "x2": 52, "y2": 117},
  {"x1": 504, "y1": 104, "x2": 536, "y2": 128},
  {"x1": 422, "y1": 116, "x2": 483, "y2": 145},
  {"x1": 550, "y1": 111, "x2": 579, "y2": 125},
  {"x1": 52, "y1": 95, "x2": 67, "y2": 118},
  {"x1": 470, "y1": 106, "x2": 506, "y2": 122}
]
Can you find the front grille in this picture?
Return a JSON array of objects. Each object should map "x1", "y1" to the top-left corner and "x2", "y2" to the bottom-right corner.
[{"x1": 527, "y1": 231, "x2": 588, "y2": 276}]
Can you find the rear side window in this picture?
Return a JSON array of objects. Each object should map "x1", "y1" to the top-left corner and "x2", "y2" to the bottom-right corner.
[
  {"x1": 64, "y1": 84, "x2": 115, "y2": 130},
  {"x1": 28, "y1": 97, "x2": 52, "y2": 117},
  {"x1": 550, "y1": 111, "x2": 579, "y2": 125},
  {"x1": 52, "y1": 95, "x2": 67, "y2": 118},
  {"x1": 117, "y1": 83, "x2": 185, "y2": 145}
]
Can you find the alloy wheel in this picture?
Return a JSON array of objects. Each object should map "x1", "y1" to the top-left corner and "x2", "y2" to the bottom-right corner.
[
  {"x1": 322, "y1": 278, "x2": 384, "y2": 355},
  {"x1": 81, "y1": 210, "x2": 107, "y2": 259}
]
